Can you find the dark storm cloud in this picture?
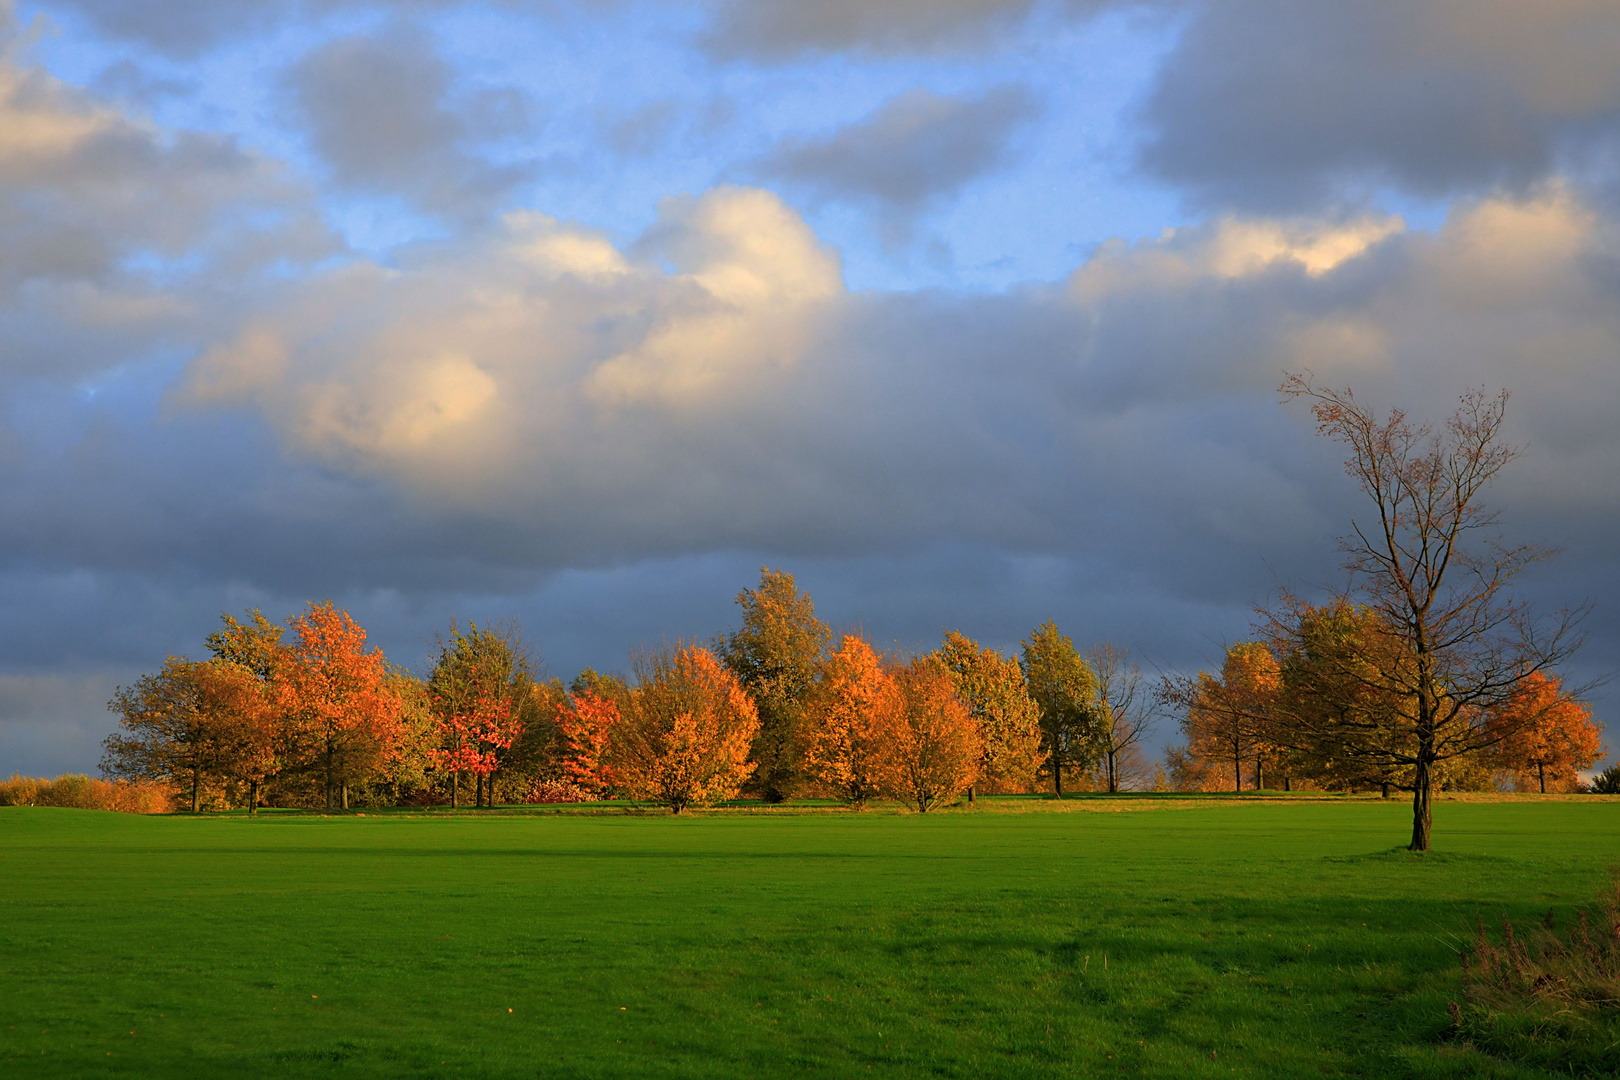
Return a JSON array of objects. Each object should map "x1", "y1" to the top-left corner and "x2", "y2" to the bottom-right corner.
[
  {"x1": 752, "y1": 85, "x2": 1039, "y2": 222},
  {"x1": 282, "y1": 26, "x2": 539, "y2": 217},
  {"x1": 1138, "y1": 0, "x2": 1620, "y2": 209},
  {"x1": 700, "y1": 0, "x2": 1132, "y2": 59}
]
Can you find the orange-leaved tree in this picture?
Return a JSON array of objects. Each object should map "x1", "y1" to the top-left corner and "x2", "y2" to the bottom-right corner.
[
  {"x1": 204, "y1": 609, "x2": 289, "y2": 812},
  {"x1": 1491, "y1": 672, "x2": 1604, "y2": 793},
  {"x1": 614, "y1": 645, "x2": 759, "y2": 813},
  {"x1": 555, "y1": 689, "x2": 620, "y2": 797},
  {"x1": 279, "y1": 601, "x2": 402, "y2": 811},
  {"x1": 104, "y1": 658, "x2": 228, "y2": 812},
  {"x1": 882, "y1": 656, "x2": 982, "y2": 812},
  {"x1": 1175, "y1": 641, "x2": 1280, "y2": 792},
  {"x1": 802, "y1": 635, "x2": 901, "y2": 807}
]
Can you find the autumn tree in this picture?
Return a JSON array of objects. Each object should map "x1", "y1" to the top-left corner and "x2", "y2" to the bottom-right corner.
[
  {"x1": 937, "y1": 631, "x2": 1045, "y2": 796},
  {"x1": 1279, "y1": 376, "x2": 1584, "y2": 849},
  {"x1": 880, "y1": 656, "x2": 982, "y2": 812},
  {"x1": 717, "y1": 568, "x2": 831, "y2": 802},
  {"x1": 614, "y1": 644, "x2": 759, "y2": 813},
  {"x1": 280, "y1": 601, "x2": 402, "y2": 811},
  {"x1": 104, "y1": 658, "x2": 238, "y2": 812},
  {"x1": 802, "y1": 635, "x2": 901, "y2": 807},
  {"x1": 427, "y1": 621, "x2": 531, "y2": 809},
  {"x1": 555, "y1": 688, "x2": 621, "y2": 797},
  {"x1": 1086, "y1": 641, "x2": 1156, "y2": 793},
  {"x1": 1270, "y1": 599, "x2": 1412, "y2": 795},
  {"x1": 1490, "y1": 672, "x2": 1604, "y2": 793},
  {"x1": 1167, "y1": 642, "x2": 1280, "y2": 793},
  {"x1": 1020, "y1": 620, "x2": 1104, "y2": 796},
  {"x1": 204, "y1": 609, "x2": 289, "y2": 811}
]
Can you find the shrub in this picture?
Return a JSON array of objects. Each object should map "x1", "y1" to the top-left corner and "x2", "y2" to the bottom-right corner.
[
  {"x1": 522, "y1": 779, "x2": 592, "y2": 804},
  {"x1": 1454, "y1": 873, "x2": 1620, "y2": 1076},
  {"x1": 0, "y1": 774, "x2": 172, "y2": 813},
  {"x1": 1590, "y1": 765, "x2": 1620, "y2": 795}
]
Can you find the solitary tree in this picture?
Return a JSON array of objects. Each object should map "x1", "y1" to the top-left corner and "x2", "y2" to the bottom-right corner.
[
  {"x1": 1169, "y1": 642, "x2": 1280, "y2": 793},
  {"x1": 717, "y1": 569, "x2": 830, "y2": 802},
  {"x1": 802, "y1": 635, "x2": 901, "y2": 808},
  {"x1": 1020, "y1": 621, "x2": 1104, "y2": 796},
  {"x1": 1278, "y1": 375, "x2": 1584, "y2": 850}
]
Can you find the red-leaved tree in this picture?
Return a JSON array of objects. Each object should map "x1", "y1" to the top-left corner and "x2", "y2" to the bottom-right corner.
[{"x1": 556, "y1": 691, "x2": 619, "y2": 797}]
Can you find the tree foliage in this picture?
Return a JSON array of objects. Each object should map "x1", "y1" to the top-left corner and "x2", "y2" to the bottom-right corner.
[
  {"x1": 802, "y1": 635, "x2": 900, "y2": 807},
  {"x1": 615, "y1": 645, "x2": 760, "y2": 813},
  {"x1": 1490, "y1": 672, "x2": 1604, "y2": 793},
  {"x1": 1020, "y1": 620, "x2": 1104, "y2": 796},
  {"x1": 937, "y1": 631, "x2": 1045, "y2": 794},
  {"x1": 279, "y1": 601, "x2": 403, "y2": 811},
  {"x1": 881, "y1": 657, "x2": 982, "y2": 812},
  {"x1": 717, "y1": 568, "x2": 831, "y2": 802}
]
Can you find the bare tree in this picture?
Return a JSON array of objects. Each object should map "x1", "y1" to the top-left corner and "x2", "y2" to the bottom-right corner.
[
  {"x1": 1086, "y1": 642, "x2": 1157, "y2": 792},
  {"x1": 1277, "y1": 374, "x2": 1584, "y2": 850}
]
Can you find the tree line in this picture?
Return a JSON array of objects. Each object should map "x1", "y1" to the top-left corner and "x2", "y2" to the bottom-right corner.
[
  {"x1": 99, "y1": 376, "x2": 1607, "y2": 848},
  {"x1": 100, "y1": 575, "x2": 1156, "y2": 814}
]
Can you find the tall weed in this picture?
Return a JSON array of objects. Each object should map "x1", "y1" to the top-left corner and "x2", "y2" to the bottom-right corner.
[{"x1": 1454, "y1": 873, "x2": 1620, "y2": 1076}]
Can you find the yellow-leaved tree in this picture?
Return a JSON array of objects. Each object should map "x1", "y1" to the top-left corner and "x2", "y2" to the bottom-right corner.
[{"x1": 614, "y1": 645, "x2": 759, "y2": 813}]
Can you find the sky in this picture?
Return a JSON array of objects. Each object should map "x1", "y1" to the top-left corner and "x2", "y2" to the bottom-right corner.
[{"x1": 3, "y1": 0, "x2": 1618, "y2": 776}]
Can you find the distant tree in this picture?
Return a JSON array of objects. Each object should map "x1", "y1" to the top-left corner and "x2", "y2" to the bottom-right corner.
[
  {"x1": 717, "y1": 569, "x2": 831, "y2": 802},
  {"x1": 615, "y1": 645, "x2": 759, "y2": 813},
  {"x1": 280, "y1": 602, "x2": 402, "y2": 811},
  {"x1": 555, "y1": 689, "x2": 621, "y2": 797},
  {"x1": 204, "y1": 609, "x2": 289, "y2": 812},
  {"x1": 103, "y1": 660, "x2": 228, "y2": 809},
  {"x1": 803, "y1": 635, "x2": 901, "y2": 808},
  {"x1": 1085, "y1": 641, "x2": 1156, "y2": 793},
  {"x1": 1277, "y1": 376, "x2": 1585, "y2": 849},
  {"x1": 1168, "y1": 642, "x2": 1280, "y2": 793},
  {"x1": 427, "y1": 621, "x2": 529, "y2": 809},
  {"x1": 1490, "y1": 672, "x2": 1604, "y2": 793},
  {"x1": 937, "y1": 631, "x2": 1045, "y2": 796},
  {"x1": 1020, "y1": 621, "x2": 1104, "y2": 796},
  {"x1": 881, "y1": 657, "x2": 981, "y2": 812}
]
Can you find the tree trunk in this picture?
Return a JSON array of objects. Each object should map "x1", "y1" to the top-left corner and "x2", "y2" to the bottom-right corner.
[
  {"x1": 324, "y1": 745, "x2": 334, "y2": 812},
  {"x1": 1537, "y1": 762, "x2": 1546, "y2": 794},
  {"x1": 1054, "y1": 749, "x2": 1064, "y2": 798},
  {"x1": 341, "y1": 782, "x2": 349, "y2": 810},
  {"x1": 967, "y1": 785, "x2": 974, "y2": 805},
  {"x1": 476, "y1": 773, "x2": 483, "y2": 809},
  {"x1": 1284, "y1": 775, "x2": 1292, "y2": 793},
  {"x1": 451, "y1": 772, "x2": 460, "y2": 810},
  {"x1": 249, "y1": 778, "x2": 259, "y2": 816},
  {"x1": 1409, "y1": 755, "x2": 1433, "y2": 852},
  {"x1": 1233, "y1": 746, "x2": 1242, "y2": 793},
  {"x1": 191, "y1": 768, "x2": 201, "y2": 813},
  {"x1": 1380, "y1": 781, "x2": 1390, "y2": 799},
  {"x1": 1256, "y1": 755, "x2": 1264, "y2": 791}
]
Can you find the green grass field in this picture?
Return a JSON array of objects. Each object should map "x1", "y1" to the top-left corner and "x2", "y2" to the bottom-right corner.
[{"x1": 2, "y1": 796, "x2": 1616, "y2": 1078}]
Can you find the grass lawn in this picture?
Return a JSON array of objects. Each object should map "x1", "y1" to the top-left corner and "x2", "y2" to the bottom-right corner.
[{"x1": 1, "y1": 795, "x2": 1616, "y2": 1078}]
